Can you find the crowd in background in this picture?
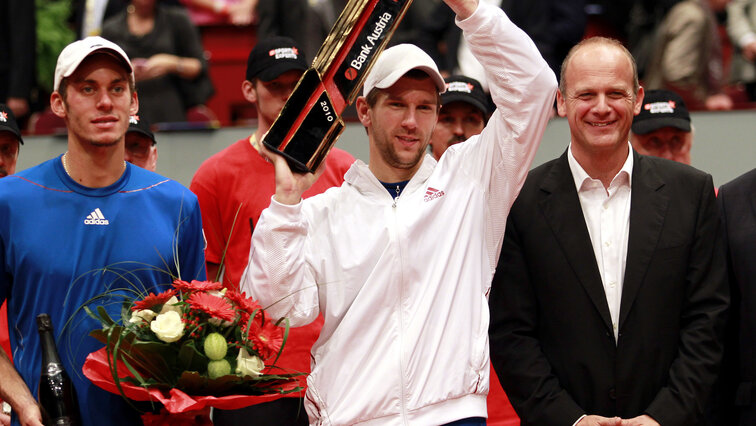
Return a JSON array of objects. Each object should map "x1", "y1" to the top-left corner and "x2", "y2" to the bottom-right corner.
[{"x1": 7, "y1": 0, "x2": 756, "y2": 133}]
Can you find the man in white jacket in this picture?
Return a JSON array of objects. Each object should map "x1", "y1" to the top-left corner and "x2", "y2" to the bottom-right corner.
[{"x1": 242, "y1": 0, "x2": 557, "y2": 424}]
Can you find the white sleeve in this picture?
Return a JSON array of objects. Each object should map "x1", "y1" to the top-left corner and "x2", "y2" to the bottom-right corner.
[
  {"x1": 450, "y1": 1, "x2": 557, "y2": 269},
  {"x1": 240, "y1": 196, "x2": 320, "y2": 327}
]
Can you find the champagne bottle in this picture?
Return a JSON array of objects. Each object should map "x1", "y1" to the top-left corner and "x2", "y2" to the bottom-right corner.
[{"x1": 36, "y1": 313, "x2": 80, "y2": 426}]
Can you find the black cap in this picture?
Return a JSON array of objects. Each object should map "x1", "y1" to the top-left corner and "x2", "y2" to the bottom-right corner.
[
  {"x1": 245, "y1": 36, "x2": 308, "y2": 82},
  {"x1": 127, "y1": 115, "x2": 156, "y2": 145},
  {"x1": 0, "y1": 104, "x2": 23, "y2": 145},
  {"x1": 440, "y1": 75, "x2": 491, "y2": 116},
  {"x1": 632, "y1": 89, "x2": 691, "y2": 135}
]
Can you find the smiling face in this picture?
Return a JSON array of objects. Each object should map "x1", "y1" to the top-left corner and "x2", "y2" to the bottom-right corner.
[
  {"x1": 557, "y1": 42, "x2": 643, "y2": 163},
  {"x1": 51, "y1": 53, "x2": 138, "y2": 150},
  {"x1": 357, "y1": 73, "x2": 439, "y2": 182}
]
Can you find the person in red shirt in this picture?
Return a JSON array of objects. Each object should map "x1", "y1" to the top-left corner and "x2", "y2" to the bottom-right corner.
[
  {"x1": 189, "y1": 36, "x2": 353, "y2": 425},
  {"x1": 0, "y1": 103, "x2": 22, "y2": 426}
]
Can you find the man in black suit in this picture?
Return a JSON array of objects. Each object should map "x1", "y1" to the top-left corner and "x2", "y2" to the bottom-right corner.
[
  {"x1": 489, "y1": 37, "x2": 729, "y2": 426},
  {"x1": 715, "y1": 168, "x2": 756, "y2": 425}
]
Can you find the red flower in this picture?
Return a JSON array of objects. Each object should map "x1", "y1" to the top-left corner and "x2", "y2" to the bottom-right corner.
[
  {"x1": 187, "y1": 292, "x2": 236, "y2": 322},
  {"x1": 131, "y1": 289, "x2": 177, "y2": 311},
  {"x1": 244, "y1": 317, "x2": 283, "y2": 359},
  {"x1": 173, "y1": 280, "x2": 223, "y2": 293},
  {"x1": 225, "y1": 290, "x2": 262, "y2": 314}
]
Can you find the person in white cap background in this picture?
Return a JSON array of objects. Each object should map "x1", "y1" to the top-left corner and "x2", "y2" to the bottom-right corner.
[
  {"x1": 241, "y1": 0, "x2": 557, "y2": 423},
  {"x1": 0, "y1": 36, "x2": 206, "y2": 426}
]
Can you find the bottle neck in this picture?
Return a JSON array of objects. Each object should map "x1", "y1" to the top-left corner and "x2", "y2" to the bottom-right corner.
[{"x1": 38, "y1": 328, "x2": 63, "y2": 368}]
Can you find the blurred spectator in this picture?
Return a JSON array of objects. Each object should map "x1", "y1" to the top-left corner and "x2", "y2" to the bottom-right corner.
[
  {"x1": 416, "y1": 0, "x2": 585, "y2": 88},
  {"x1": 0, "y1": 104, "x2": 22, "y2": 426},
  {"x1": 626, "y1": 0, "x2": 682, "y2": 79},
  {"x1": 429, "y1": 75, "x2": 490, "y2": 160},
  {"x1": 102, "y1": 0, "x2": 214, "y2": 124},
  {"x1": 125, "y1": 115, "x2": 158, "y2": 171},
  {"x1": 0, "y1": 0, "x2": 36, "y2": 120},
  {"x1": 71, "y1": 0, "x2": 127, "y2": 38},
  {"x1": 644, "y1": 0, "x2": 734, "y2": 110},
  {"x1": 256, "y1": 0, "x2": 336, "y2": 64},
  {"x1": 179, "y1": 0, "x2": 258, "y2": 26},
  {"x1": 0, "y1": 104, "x2": 22, "y2": 178},
  {"x1": 631, "y1": 89, "x2": 693, "y2": 165},
  {"x1": 726, "y1": 0, "x2": 756, "y2": 101}
]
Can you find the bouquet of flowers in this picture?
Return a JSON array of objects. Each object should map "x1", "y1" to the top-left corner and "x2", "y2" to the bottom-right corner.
[{"x1": 82, "y1": 279, "x2": 303, "y2": 424}]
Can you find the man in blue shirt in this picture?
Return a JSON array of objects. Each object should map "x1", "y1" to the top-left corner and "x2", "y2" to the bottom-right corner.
[{"x1": 0, "y1": 36, "x2": 205, "y2": 426}]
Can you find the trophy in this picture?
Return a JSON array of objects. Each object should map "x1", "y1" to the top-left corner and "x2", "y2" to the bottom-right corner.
[{"x1": 262, "y1": 0, "x2": 414, "y2": 173}]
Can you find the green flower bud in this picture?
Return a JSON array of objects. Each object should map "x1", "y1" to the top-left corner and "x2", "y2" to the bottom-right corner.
[
  {"x1": 207, "y1": 359, "x2": 231, "y2": 379},
  {"x1": 203, "y1": 332, "x2": 228, "y2": 361}
]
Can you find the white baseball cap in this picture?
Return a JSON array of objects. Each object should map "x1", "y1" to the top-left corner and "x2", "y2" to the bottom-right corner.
[
  {"x1": 54, "y1": 36, "x2": 134, "y2": 92},
  {"x1": 362, "y1": 44, "x2": 446, "y2": 97}
]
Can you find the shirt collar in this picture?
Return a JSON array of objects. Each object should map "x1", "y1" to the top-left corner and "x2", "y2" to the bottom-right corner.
[{"x1": 567, "y1": 142, "x2": 634, "y2": 191}]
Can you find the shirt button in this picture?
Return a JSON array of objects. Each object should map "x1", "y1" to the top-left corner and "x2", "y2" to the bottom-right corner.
[
  {"x1": 609, "y1": 281, "x2": 616, "y2": 288},
  {"x1": 604, "y1": 241, "x2": 611, "y2": 247}
]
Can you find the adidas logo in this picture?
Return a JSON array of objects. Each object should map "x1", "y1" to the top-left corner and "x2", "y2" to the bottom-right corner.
[
  {"x1": 424, "y1": 187, "x2": 445, "y2": 202},
  {"x1": 84, "y1": 208, "x2": 110, "y2": 225}
]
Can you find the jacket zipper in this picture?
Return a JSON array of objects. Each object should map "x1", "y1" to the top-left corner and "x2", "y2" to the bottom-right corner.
[{"x1": 391, "y1": 192, "x2": 409, "y2": 424}]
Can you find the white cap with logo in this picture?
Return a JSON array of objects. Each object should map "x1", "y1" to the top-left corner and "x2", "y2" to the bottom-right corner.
[
  {"x1": 362, "y1": 44, "x2": 446, "y2": 97},
  {"x1": 54, "y1": 36, "x2": 134, "y2": 92}
]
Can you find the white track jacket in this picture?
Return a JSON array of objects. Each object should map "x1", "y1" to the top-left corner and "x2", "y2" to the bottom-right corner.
[{"x1": 242, "y1": 2, "x2": 557, "y2": 424}]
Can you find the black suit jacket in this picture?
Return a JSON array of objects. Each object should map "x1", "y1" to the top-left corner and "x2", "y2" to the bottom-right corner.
[
  {"x1": 715, "y1": 168, "x2": 756, "y2": 425},
  {"x1": 489, "y1": 150, "x2": 729, "y2": 426}
]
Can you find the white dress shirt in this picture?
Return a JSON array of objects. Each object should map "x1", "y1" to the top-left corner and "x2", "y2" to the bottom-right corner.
[{"x1": 567, "y1": 144, "x2": 633, "y2": 343}]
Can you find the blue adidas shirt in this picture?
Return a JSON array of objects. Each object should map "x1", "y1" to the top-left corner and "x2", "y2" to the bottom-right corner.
[{"x1": 0, "y1": 155, "x2": 206, "y2": 425}]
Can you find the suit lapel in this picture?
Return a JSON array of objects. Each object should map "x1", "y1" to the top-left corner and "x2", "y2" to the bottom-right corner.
[
  {"x1": 619, "y1": 153, "x2": 669, "y2": 327},
  {"x1": 538, "y1": 153, "x2": 613, "y2": 330}
]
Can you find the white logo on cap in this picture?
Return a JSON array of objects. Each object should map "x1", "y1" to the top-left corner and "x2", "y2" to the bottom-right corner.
[
  {"x1": 269, "y1": 47, "x2": 299, "y2": 60},
  {"x1": 129, "y1": 115, "x2": 139, "y2": 125},
  {"x1": 0, "y1": 111, "x2": 7, "y2": 123},
  {"x1": 645, "y1": 101, "x2": 676, "y2": 114},
  {"x1": 447, "y1": 82, "x2": 474, "y2": 94}
]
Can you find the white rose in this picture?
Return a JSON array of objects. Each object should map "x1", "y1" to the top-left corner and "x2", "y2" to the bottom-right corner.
[
  {"x1": 129, "y1": 309, "x2": 157, "y2": 324},
  {"x1": 150, "y1": 311, "x2": 185, "y2": 343},
  {"x1": 159, "y1": 296, "x2": 182, "y2": 314},
  {"x1": 235, "y1": 348, "x2": 264, "y2": 377}
]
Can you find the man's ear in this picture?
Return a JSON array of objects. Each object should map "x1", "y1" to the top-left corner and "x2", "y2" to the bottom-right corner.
[
  {"x1": 130, "y1": 90, "x2": 139, "y2": 116},
  {"x1": 50, "y1": 92, "x2": 67, "y2": 118},
  {"x1": 356, "y1": 96, "x2": 371, "y2": 128},
  {"x1": 242, "y1": 80, "x2": 257, "y2": 104},
  {"x1": 634, "y1": 86, "x2": 645, "y2": 116},
  {"x1": 556, "y1": 90, "x2": 567, "y2": 117}
]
